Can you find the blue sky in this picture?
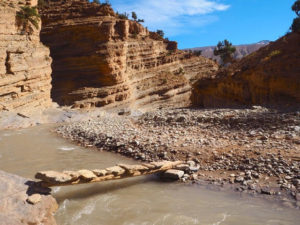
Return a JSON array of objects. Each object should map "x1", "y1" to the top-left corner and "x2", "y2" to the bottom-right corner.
[{"x1": 107, "y1": 0, "x2": 296, "y2": 49}]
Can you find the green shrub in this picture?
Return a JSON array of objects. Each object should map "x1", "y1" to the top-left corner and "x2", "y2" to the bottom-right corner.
[
  {"x1": 268, "y1": 50, "x2": 281, "y2": 57},
  {"x1": 291, "y1": 0, "x2": 300, "y2": 32},
  {"x1": 194, "y1": 50, "x2": 202, "y2": 56},
  {"x1": 291, "y1": 17, "x2": 300, "y2": 32},
  {"x1": 156, "y1": 29, "x2": 164, "y2": 38},
  {"x1": 213, "y1": 39, "x2": 236, "y2": 65},
  {"x1": 132, "y1": 11, "x2": 137, "y2": 21},
  {"x1": 102, "y1": 0, "x2": 111, "y2": 6},
  {"x1": 117, "y1": 12, "x2": 129, "y2": 19},
  {"x1": 132, "y1": 32, "x2": 138, "y2": 39},
  {"x1": 292, "y1": 0, "x2": 300, "y2": 16},
  {"x1": 16, "y1": 6, "x2": 40, "y2": 34}
]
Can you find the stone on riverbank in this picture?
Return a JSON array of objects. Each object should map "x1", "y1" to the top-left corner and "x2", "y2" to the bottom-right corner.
[
  {"x1": 0, "y1": 170, "x2": 58, "y2": 225},
  {"x1": 163, "y1": 169, "x2": 185, "y2": 180}
]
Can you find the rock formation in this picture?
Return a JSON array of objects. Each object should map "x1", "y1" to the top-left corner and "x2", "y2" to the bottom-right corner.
[
  {"x1": 192, "y1": 33, "x2": 300, "y2": 108},
  {"x1": 35, "y1": 161, "x2": 183, "y2": 187},
  {"x1": 40, "y1": 0, "x2": 218, "y2": 109},
  {"x1": 0, "y1": 0, "x2": 52, "y2": 113},
  {"x1": 0, "y1": 170, "x2": 58, "y2": 225}
]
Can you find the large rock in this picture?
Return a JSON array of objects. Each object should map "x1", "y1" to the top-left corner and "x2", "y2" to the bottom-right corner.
[
  {"x1": 192, "y1": 33, "x2": 300, "y2": 108},
  {"x1": 0, "y1": 170, "x2": 58, "y2": 225},
  {"x1": 35, "y1": 170, "x2": 77, "y2": 184},
  {"x1": 163, "y1": 169, "x2": 184, "y2": 180},
  {"x1": 39, "y1": 0, "x2": 218, "y2": 109},
  {"x1": 0, "y1": 0, "x2": 52, "y2": 113}
]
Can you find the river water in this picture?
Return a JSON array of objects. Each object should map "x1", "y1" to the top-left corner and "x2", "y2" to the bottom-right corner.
[{"x1": 0, "y1": 125, "x2": 299, "y2": 225}]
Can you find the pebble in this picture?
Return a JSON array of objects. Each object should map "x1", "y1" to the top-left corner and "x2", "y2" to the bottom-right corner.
[
  {"x1": 26, "y1": 194, "x2": 41, "y2": 205},
  {"x1": 56, "y1": 107, "x2": 300, "y2": 200}
]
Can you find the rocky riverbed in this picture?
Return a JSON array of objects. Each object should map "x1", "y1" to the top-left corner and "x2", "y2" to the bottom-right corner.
[{"x1": 56, "y1": 106, "x2": 300, "y2": 203}]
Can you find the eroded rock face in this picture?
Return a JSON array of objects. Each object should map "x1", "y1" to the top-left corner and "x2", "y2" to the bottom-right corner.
[
  {"x1": 0, "y1": 0, "x2": 52, "y2": 113},
  {"x1": 192, "y1": 33, "x2": 300, "y2": 108},
  {"x1": 40, "y1": 0, "x2": 218, "y2": 109},
  {"x1": 0, "y1": 170, "x2": 58, "y2": 225}
]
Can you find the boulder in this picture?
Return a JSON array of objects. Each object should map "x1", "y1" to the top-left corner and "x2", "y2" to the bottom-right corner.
[
  {"x1": 92, "y1": 169, "x2": 108, "y2": 176},
  {"x1": 163, "y1": 169, "x2": 184, "y2": 180},
  {"x1": 0, "y1": 170, "x2": 58, "y2": 225},
  {"x1": 35, "y1": 171, "x2": 75, "y2": 184},
  {"x1": 77, "y1": 170, "x2": 97, "y2": 180},
  {"x1": 105, "y1": 166, "x2": 126, "y2": 176},
  {"x1": 118, "y1": 164, "x2": 149, "y2": 174}
]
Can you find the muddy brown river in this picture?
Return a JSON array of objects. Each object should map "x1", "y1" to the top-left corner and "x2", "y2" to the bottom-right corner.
[{"x1": 0, "y1": 125, "x2": 299, "y2": 225}]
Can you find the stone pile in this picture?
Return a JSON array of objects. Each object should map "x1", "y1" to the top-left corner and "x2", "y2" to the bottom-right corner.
[{"x1": 35, "y1": 161, "x2": 184, "y2": 187}]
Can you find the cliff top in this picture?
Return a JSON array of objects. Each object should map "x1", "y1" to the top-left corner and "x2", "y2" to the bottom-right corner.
[{"x1": 216, "y1": 32, "x2": 300, "y2": 79}]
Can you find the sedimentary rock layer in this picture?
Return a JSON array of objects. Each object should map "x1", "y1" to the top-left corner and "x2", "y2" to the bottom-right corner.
[
  {"x1": 40, "y1": 0, "x2": 218, "y2": 109},
  {"x1": 192, "y1": 33, "x2": 300, "y2": 107},
  {"x1": 0, "y1": 0, "x2": 52, "y2": 113}
]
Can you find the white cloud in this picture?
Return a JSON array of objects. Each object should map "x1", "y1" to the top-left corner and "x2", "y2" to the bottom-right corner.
[{"x1": 111, "y1": 0, "x2": 230, "y2": 36}]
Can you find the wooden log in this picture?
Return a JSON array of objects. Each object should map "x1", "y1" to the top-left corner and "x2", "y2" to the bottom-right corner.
[{"x1": 35, "y1": 161, "x2": 183, "y2": 187}]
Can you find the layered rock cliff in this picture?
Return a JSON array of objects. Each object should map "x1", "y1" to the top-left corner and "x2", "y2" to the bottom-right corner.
[
  {"x1": 0, "y1": 0, "x2": 52, "y2": 113},
  {"x1": 40, "y1": 0, "x2": 218, "y2": 109},
  {"x1": 192, "y1": 33, "x2": 300, "y2": 108}
]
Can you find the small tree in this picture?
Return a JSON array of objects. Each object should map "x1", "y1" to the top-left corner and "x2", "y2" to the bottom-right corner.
[
  {"x1": 291, "y1": 0, "x2": 300, "y2": 32},
  {"x1": 117, "y1": 12, "x2": 129, "y2": 19},
  {"x1": 156, "y1": 29, "x2": 164, "y2": 38},
  {"x1": 137, "y1": 19, "x2": 144, "y2": 23},
  {"x1": 292, "y1": 0, "x2": 300, "y2": 16},
  {"x1": 213, "y1": 39, "x2": 236, "y2": 65},
  {"x1": 194, "y1": 50, "x2": 202, "y2": 56},
  {"x1": 291, "y1": 17, "x2": 300, "y2": 32},
  {"x1": 93, "y1": 0, "x2": 101, "y2": 4},
  {"x1": 104, "y1": 0, "x2": 110, "y2": 5},
  {"x1": 132, "y1": 11, "x2": 137, "y2": 21},
  {"x1": 16, "y1": 6, "x2": 40, "y2": 34}
]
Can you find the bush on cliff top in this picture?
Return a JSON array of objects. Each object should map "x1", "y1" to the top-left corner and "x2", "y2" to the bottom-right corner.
[
  {"x1": 16, "y1": 6, "x2": 40, "y2": 34},
  {"x1": 291, "y1": 0, "x2": 300, "y2": 32},
  {"x1": 214, "y1": 39, "x2": 236, "y2": 65}
]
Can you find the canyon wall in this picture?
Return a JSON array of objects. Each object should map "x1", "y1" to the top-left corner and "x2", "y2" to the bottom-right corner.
[
  {"x1": 40, "y1": 0, "x2": 218, "y2": 109},
  {"x1": 0, "y1": 0, "x2": 52, "y2": 113},
  {"x1": 192, "y1": 33, "x2": 300, "y2": 108}
]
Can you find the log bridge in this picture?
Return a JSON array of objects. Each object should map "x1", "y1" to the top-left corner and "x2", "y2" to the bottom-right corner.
[{"x1": 35, "y1": 161, "x2": 183, "y2": 187}]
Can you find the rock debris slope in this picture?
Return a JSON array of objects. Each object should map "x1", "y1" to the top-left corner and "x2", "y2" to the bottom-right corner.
[
  {"x1": 0, "y1": 0, "x2": 52, "y2": 113},
  {"x1": 40, "y1": 0, "x2": 218, "y2": 109}
]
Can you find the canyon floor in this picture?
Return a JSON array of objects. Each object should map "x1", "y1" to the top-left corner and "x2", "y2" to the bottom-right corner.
[
  {"x1": 1, "y1": 104, "x2": 300, "y2": 205},
  {"x1": 51, "y1": 106, "x2": 300, "y2": 205}
]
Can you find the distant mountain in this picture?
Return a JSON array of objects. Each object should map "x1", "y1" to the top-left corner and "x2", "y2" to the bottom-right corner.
[{"x1": 188, "y1": 40, "x2": 270, "y2": 63}]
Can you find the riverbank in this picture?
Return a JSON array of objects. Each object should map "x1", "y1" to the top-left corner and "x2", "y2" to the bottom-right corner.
[
  {"x1": 1, "y1": 120, "x2": 300, "y2": 225},
  {"x1": 56, "y1": 106, "x2": 300, "y2": 204}
]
